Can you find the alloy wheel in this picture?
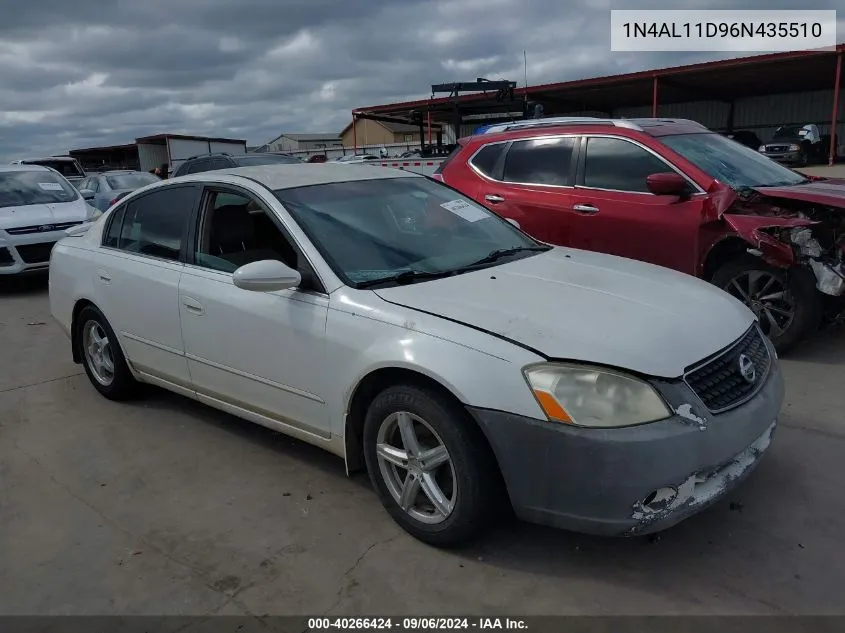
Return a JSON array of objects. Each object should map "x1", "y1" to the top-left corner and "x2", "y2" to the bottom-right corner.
[
  {"x1": 82, "y1": 320, "x2": 115, "y2": 386},
  {"x1": 375, "y1": 411, "x2": 457, "y2": 524},
  {"x1": 723, "y1": 270, "x2": 796, "y2": 338}
]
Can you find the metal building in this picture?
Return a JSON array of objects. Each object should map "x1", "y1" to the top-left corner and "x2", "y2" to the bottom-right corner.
[{"x1": 70, "y1": 134, "x2": 247, "y2": 176}]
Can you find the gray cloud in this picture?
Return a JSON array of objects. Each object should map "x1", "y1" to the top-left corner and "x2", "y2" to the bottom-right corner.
[{"x1": 0, "y1": 0, "x2": 841, "y2": 160}]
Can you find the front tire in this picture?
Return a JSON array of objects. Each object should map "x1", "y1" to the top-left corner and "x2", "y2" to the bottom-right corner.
[
  {"x1": 76, "y1": 305, "x2": 139, "y2": 400},
  {"x1": 713, "y1": 255, "x2": 822, "y2": 354},
  {"x1": 363, "y1": 384, "x2": 500, "y2": 547}
]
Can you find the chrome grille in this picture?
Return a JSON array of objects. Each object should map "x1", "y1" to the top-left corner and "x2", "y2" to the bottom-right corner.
[
  {"x1": 4, "y1": 221, "x2": 82, "y2": 235},
  {"x1": 765, "y1": 145, "x2": 790, "y2": 153},
  {"x1": 684, "y1": 326, "x2": 771, "y2": 413}
]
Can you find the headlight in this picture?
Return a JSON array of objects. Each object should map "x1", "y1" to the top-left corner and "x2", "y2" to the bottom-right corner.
[
  {"x1": 758, "y1": 145, "x2": 766, "y2": 152},
  {"x1": 788, "y1": 144, "x2": 800, "y2": 151},
  {"x1": 523, "y1": 363, "x2": 671, "y2": 428}
]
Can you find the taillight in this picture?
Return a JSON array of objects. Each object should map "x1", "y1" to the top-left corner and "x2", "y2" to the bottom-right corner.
[{"x1": 110, "y1": 198, "x2": 120, "y2": 206}]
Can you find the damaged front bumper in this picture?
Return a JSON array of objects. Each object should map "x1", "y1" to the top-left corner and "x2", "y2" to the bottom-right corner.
[{"x1": 467, "y1": 356, "x2": 784, "y2": 537}]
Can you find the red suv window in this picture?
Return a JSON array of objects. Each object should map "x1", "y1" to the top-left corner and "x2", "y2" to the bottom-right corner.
[{"x1": 502, "y1": 137, "x2": 576, "y2": 186}]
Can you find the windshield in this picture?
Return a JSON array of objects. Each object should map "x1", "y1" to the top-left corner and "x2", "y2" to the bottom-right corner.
[
  {"x1": 235, "y1": 154, "x2": 302, "y2": 166},
  {"x1": 105, "y1": 172, "x2": 160, "y2": 189},
  {"x1": 661, "y1": 133, "x2": 807, "y2": 189},
  {"x1": 275, "y1": 177, "x2": 545, "y2": 287},
  {"x1": 24, "y1": 160, "x2": 83, "y2": 178},
  {"x1": 0, "y1": 170, "x2": 79, "y2": 209},
  {"x1": 773, "y1": 126, "x2": 804, "y2": 139}
]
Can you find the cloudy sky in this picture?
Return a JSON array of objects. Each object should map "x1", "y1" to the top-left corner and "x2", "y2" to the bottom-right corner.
[{"x1": 0, "y1": 0, "x2": 841, "y2": 160}]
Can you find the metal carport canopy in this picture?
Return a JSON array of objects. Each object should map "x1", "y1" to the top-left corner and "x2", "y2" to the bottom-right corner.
[{"x1": 353, "y1": 44, "x2": 844, "y2": 164}]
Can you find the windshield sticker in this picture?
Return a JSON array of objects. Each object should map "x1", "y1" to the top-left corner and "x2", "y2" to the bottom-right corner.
[
  {"x1": 37, "y1": 182, "x2": 63, "y2": 191},
  {"x1": 440, "y1": 199, "x2": 487, "y2": 222}
]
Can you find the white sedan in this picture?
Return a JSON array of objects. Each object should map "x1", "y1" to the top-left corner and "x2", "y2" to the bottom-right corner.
[
  {"x1": 49, "y1": 164, "x2": 783, "y2": 546},
  {"x1": 1, "y1": 164, "x2": 99, "y2": 275}
]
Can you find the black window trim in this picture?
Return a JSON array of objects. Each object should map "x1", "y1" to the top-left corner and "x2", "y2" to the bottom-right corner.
[
  {"x1": 184, "y1": 181, "x2": 327, "y2": 295},
  {"x1": 467, "y1": 134, "x2": 579, "y2": 189},
  {"x1": 100, "y1": 183, "x2": 203, "y2": 264},
  {"x1": 574, "y1": 133, "x2": 706, "y2": 196}
]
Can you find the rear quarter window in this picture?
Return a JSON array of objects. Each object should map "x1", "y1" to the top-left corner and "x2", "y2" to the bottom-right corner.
[{"x1": 468, "y1": 143, "x2": 506, "y2": 178}]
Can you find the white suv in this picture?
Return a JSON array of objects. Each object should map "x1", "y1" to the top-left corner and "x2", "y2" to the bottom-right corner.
[{"x1": 0, "y1": 165, "x2": 98, "y2": 276}]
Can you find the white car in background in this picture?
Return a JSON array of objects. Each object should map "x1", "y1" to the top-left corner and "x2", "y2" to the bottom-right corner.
[
  {"x1": 48, "y1": 164, "x2": 783, "y2": 546},
  {"x1": 0, "y1": 164, "x2": 99, "y2": 276},
  {"x1": 332, "y1": 154, "x2": 379, "y2": 164}
]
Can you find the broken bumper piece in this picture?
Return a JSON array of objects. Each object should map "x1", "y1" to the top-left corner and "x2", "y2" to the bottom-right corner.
[{"x1": 467, "y1": 359, "x2": 784, "y2": 537}]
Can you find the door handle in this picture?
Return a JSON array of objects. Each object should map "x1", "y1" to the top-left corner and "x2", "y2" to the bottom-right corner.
[
  {"x1": 182, "y1": 296, "x2": 204, "y2": 315},
  {"x1": 97, "y1": 270, "x2": 111, "y2": 283},
  {"x1": 573, "y1": 203, "x2": 599, "y2": 214},
  {"x1": 484, "y1": 194, "x2": 505, "y2": 204}
]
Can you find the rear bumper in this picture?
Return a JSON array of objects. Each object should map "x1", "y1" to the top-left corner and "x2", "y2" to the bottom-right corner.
[{"x1": 468, "y1": 359, "x2": 784, "y2": 537}]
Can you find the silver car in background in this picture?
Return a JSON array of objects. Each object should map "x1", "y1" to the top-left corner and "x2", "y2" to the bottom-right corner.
[
  {"x1": 76, "y1": 170, "x2": 161, "y2": 212},
  {"x1": 0, "y1": 165, "x2": 99, "y2": 276}
]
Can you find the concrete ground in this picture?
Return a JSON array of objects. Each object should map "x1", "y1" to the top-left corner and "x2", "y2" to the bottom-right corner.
[
  {"x1": 1, "y1": 276, "x2": 844, "y2": 617},
  {"x1": 797, "y1": 163, "x2": 845, "y2": 178}
]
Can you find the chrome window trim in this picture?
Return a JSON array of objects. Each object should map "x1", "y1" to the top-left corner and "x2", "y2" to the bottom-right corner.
[
  {"x1": 467, "y1": 134, "x2": 579, "y2": 190},
  {"x1": 578, "y1": 134, "x2": 706, "y2": 195}
]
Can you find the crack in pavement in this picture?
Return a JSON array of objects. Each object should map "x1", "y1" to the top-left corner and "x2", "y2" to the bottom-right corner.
[
  {"x1": 324, "y1": 533, "x2": 403, "y2": 615},
  {"x1": 0, "y1": 371, "x2": 84, "y2": 394}
]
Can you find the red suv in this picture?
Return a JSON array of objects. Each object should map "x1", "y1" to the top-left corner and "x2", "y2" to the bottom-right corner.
[{"x1": 435, "y1": 117, "x2": 845, "y2": 352}]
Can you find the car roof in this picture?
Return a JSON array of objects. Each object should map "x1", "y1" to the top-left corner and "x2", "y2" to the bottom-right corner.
[
  {"x1": 1, "y1": 164, "x2": 52, "y2": 173},
  {"x1": 14, "y1": 156, "x2": 77, "y2": 162},
  {"x1": 174, "y1": 163, "x2": 419, "y2": 190}
]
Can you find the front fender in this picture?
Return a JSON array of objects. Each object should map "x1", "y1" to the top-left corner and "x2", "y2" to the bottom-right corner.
[{"x1": 722, "y1": 214, "x2": 817, "y2": 268}]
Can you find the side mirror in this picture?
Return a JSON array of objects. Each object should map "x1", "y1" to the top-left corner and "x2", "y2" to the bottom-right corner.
[
  {"x1": 78, "y1": 188, "x2": 96, "y2": 200},
  {"x1": 646, "y1": 172, "x2": 688, "y2": 197},
  {"x1": 233, "y1": 260, "x2": 301, "y2": 292},
  {"x1": 505, "y1": 218, "x2": 521, "y2": 229}
]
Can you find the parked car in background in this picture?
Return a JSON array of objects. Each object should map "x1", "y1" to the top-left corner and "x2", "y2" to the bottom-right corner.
[
  {"x1": 171, "y1": 152, "x2": 301, "y2": 177},
  {"x1": 332, "y1": 154, "x2": 379, "y2": 164},
  {"x1": 49, "y1": 163, "x2": 782, "y2": 546},
  {"x1": 0, "y1": 164, "x2": 98, "y2": 276},
  {"x1": 435, "y1": 117, "x2": 845, "y2": 352},
  {"x1": 307, "y1": 154, "x2": 328, "y2": 163},
  {"x1": 724, "y1": 130, "x2": 762, "y2": 150},
  {"x1": 76, "y1": 170, "x2": 161, "y2": 212},
  {"x1": 758, "y1": 124, "x2": 823, "y2": 166},
  {"x1": 10, "y1": 156, "x2": 86, "y2": 185}
]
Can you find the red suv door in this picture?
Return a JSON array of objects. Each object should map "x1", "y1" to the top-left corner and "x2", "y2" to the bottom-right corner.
[
  {"x1": 461, "y1": 136, "x2": 578, "y2": 244},
  {"x1": 567, "y1": 135, "x2": 706, "y2": 275}
]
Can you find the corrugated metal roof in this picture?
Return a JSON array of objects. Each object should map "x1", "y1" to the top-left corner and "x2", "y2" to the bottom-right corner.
[{"x1": 135, "y1": 133, "x2": 247, "y2": 145}]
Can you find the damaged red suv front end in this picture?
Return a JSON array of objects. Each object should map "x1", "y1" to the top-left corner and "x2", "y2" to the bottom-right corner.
[{"x1": 438, "y1": 118, "x2": 845, "y2": 352}]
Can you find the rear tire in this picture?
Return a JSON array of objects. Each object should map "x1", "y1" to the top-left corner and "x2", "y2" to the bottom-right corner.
[
  {"x1": 363, "y1": 384, "x2": 500, "y2": 547},
  {"x1": 712, "y1": 255, "x2": 822, "y2": 354},
  {"x1": 76, "y1": 305, "x2": 139, "y2": 400}
]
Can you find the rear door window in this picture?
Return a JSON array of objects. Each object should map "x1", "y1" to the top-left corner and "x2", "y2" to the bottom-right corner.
[
  {"x1": 117, "y1": 185, "x2": 199, "y2": 261},
  {"x1": 582, "y1": 137, "x2": 669, "y2": 193},
  {"x1": 502, "y1": 137, "x2": 576, "y2": 186}
]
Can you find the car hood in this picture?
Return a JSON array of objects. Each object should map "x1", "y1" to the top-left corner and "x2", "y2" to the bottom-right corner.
[
  {"x1": 750, "y1": 179, "x2": 845, "y2": 208},
  {"x1": 373, "y1": 248, "x2": 754, "y2": 378},
  {"x1": 0, "y1": 199, "x2": 90, "y2": 230}
]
